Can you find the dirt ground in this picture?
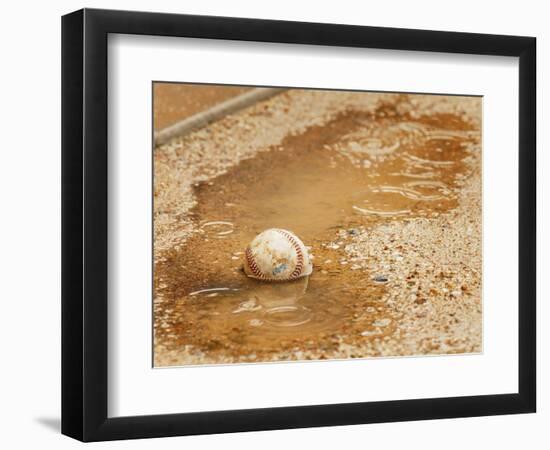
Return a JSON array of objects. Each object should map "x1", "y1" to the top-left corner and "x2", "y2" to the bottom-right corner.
[
  {"x1": 153, "y1": 86, "x2": 482, "y2": 367},
  {"x1": 153, "y1": 83, "x2": 249, "y2": 130}
]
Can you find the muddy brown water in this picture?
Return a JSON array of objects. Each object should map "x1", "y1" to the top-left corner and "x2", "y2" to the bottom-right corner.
[{"x1": 154, "y1": 101, "x2": 480, "y2": 366}]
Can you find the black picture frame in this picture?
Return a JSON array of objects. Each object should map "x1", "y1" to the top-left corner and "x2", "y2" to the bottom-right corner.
[{"x1": 62, "y1": 8, "x2": 536, "y2": 442}]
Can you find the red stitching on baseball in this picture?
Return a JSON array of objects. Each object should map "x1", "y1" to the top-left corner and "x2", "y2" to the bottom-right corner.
[
  {"x1": 245, "y1": 246, "x2": 266, "y2": 279},
  {"x1": 275, "y1": 229, "x2": 305, "y2": 279}
]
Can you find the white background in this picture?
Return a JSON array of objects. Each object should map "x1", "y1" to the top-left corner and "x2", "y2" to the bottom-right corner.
[
  {"x1": 0, "y1": 0, "x2": 546, "y2": 448},
  {"x1": 109, "y1": 35, "x2": 518, "y2": 417}
]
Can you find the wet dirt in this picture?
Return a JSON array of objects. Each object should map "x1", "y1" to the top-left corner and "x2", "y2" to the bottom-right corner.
[
  {"x1": 153, "y1": 97, "x2": 480, "y2": 366},
  {"x1": 153, "y1": 83, "x2": 250, "y2": 130}
]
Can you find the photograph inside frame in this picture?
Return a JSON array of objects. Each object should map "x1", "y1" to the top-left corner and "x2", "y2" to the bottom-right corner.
[{"x1": 152, "y1": 83, "x2": 482, "y2": 367}]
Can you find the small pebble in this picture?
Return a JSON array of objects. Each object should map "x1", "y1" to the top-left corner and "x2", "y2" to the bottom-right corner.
[
  {"x1": 249, "y1": 319, "x2": 263, "y2": 327},
  {"x1": 361, "y1": 329, "x2": 381, "y2": 337},
  {"x1": 373, "y1": 318, "x2": 391, "y2": 327},
  {"x1": 233, "y1": 300, "x2": 260, "y2": 313}
]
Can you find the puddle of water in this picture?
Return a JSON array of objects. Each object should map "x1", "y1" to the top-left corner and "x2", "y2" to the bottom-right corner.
[
  {"x1": 156, "y1": 270, "x2": 384, "y2": 360},
  {"x1": 154, "y1": 100, "x2": 480, "y2": 365}
]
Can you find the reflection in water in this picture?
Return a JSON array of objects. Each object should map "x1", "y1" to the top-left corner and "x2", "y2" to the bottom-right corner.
[
  {"x1": 186, "y1": 276, "x2": 352, "y2": 338},
  {"x1": 244, "y1": 277, "x2": 313, "y2": 329}
]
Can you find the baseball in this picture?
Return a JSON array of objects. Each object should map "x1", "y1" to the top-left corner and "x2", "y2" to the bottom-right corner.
[{"x1": 243, "y1": 228, "x2": 313, "y2": 281}]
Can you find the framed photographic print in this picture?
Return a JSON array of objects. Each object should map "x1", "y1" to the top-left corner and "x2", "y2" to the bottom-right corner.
[{"x1": 61, "y1": 8, "x2": 536, "y2": 441}]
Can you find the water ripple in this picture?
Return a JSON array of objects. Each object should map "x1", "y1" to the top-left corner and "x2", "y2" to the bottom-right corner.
[{"x1": 200, "y1": 220, "x2": 235, "y2": 238}]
